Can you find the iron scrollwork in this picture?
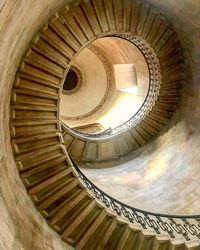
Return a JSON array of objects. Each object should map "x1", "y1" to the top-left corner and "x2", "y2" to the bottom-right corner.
[
  {"x1": 66, "y1": 34, "x2": 161, "y2": 140},
  {"x1": 71, "y1": 158, "x2": 200, "y2": 242}
]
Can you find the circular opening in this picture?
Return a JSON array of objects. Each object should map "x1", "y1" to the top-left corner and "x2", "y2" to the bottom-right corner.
[
  {"x1": 63, "y1": 69, "x2": 79, "y2": 91},
  {"x1": 60, "y1": 36, "x2": 153, "y2": 135}
]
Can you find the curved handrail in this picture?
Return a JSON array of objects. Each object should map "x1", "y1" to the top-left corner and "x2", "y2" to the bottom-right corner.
[
  {"x1": 62, "y1": 34, "x2": 161, "y2": 140},
  {"x1": 71, "y1": 158, "x2": 200, "y2": 242}
]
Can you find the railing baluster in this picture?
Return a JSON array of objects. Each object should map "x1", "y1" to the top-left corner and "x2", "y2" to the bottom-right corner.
[
  {"x1": 61, "y1": 34, "x2": 161, "y2": 139},
  {"x1": 70, "y1": 157, "x2": 200, "y2": 242}
]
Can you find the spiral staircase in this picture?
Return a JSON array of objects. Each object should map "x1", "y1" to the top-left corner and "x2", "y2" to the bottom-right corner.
[
  {"x1": 62, "y1": 36, "x2": 183, "y2": 163},
  {"x1": 0, "y1": 0, "x2": 200, "y2": 249}
]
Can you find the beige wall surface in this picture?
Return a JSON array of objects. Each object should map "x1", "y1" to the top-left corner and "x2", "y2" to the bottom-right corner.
[
  {"x1": 0, "y1": 1, "x2": 73, "y2": 249},
  {"x1": 60, "y1": 48, "x2": 108, "y2": 120}
]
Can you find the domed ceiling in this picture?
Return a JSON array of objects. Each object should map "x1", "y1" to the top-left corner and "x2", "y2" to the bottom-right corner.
[{"x1": 60, "y1": 36, "x2": 149, "y2": 131}]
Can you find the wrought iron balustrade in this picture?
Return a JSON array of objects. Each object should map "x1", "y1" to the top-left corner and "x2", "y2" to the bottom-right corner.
[
  {"x1": 71, "y1": 158, "x2": 200, "y2": 242},
  {"x1": 61, "y1": 34, "x2": 161, "y2": 140}
]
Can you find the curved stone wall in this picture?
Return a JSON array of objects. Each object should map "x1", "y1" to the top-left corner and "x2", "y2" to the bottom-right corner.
[
  {"x1": 60, "y1": 47, "x2": 108, "y2": 120},
  {"x1": 0, "y1": 1, "x2": 73, "y2": 249}
]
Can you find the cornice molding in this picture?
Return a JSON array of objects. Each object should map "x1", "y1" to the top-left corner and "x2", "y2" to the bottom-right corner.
[
  {"x1": 69, "y1": 34, "x2": 161, "y2": 139},
  {"x1": 60, "y1": 43, "x2": 114, "y2": 121}
]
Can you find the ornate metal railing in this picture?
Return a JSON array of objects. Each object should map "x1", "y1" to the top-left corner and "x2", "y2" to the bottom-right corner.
[
  {"x1": 63, "y1": 34, "x2": 161, "y2": 140},
  {"x1": 71, "y1": 158, "x2": 200, "y2": 242}
]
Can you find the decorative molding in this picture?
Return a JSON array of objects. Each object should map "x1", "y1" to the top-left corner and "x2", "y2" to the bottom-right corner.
[
  {"x1": 69, "y1": 34, "x2": 161, "y2": 139},
  {"x1": 60, "y1": 44, "x2": 113, "y2": 121}
]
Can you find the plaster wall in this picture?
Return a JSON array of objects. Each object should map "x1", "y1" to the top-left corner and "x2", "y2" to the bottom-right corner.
[
  {"x1": 0, "y1": 1, "x2": 74, "y2": 249},
  {"x1": 60, "y1": 48, "x2": 108, "y2": 120},
  {"x1": 92, "y1": 37, "x2": 149, "y2": 99}
]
